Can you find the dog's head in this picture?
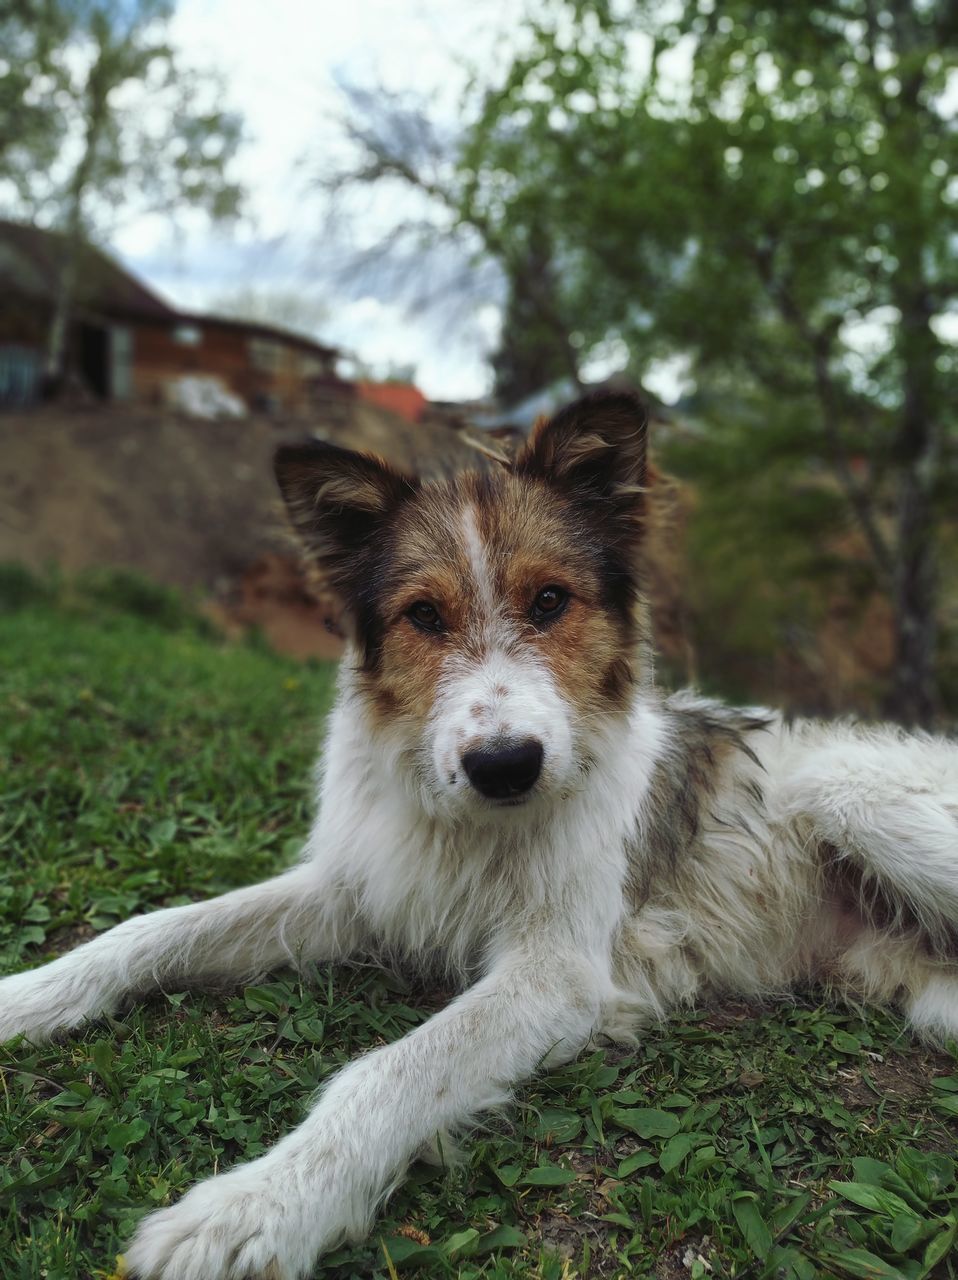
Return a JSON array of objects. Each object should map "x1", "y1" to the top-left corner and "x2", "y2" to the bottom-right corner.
[{"x1": 275, "y1": 392, "x2": 650, "y2": 817}]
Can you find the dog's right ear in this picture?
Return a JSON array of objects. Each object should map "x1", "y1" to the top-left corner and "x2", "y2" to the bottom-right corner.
[{"x1": 274, "y1": 440, "x2": 418, "y2": 603}]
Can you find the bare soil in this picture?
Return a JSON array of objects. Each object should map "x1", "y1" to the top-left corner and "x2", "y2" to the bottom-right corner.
[{"x1": 0, "y1": 405, "x2": 293, "y2": 593}]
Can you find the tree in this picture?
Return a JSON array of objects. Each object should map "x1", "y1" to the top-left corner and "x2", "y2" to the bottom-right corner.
[
  {"x1": 328, "y1": 79, "x2": 581, "y2": 403},
  {"x1": 339, "y1": 0, "x2": 956, "y2": 724},
  {"x1": 1, "y1": 0, "x2": 243, "y2": 387},
  {"x1": 0, "y1": 3, "x2": 70, "y2": 199},
  {"x1": 208, "y1": 285, "x2": 330, "y2": 341}
]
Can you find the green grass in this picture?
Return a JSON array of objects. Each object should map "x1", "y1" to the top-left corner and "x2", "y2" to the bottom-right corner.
[{"x1": 1, "y1": 572, "x2": 957, "y2": 1280}]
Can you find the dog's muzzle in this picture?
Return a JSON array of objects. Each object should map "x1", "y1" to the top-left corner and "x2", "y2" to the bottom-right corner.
[{"x1": 461, "y1": 739, "x2": 544, "y2": 801}]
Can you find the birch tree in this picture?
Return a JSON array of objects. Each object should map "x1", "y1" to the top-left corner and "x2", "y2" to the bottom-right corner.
[{"x1": 2, "y1": 0, "x2": 243, "y2": 387}]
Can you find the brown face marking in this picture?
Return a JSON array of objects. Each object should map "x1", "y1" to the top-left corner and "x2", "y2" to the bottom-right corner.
[
  {"x1": 601, "y1": 657, "x2": 635, "y2": 707},
  {"x1": 357, "y1": 485, "x2": 476, "y2": 731},
  {"x1": 371, "y1": 685, "x2": 400, "y2": 718}
]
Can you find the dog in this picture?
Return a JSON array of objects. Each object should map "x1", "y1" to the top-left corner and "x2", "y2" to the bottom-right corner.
[{"x1": 2, "y1": 391, "x2": 957, "y2": 1280}]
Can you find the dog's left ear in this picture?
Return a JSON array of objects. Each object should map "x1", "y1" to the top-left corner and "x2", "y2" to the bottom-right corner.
[{"x1": 515, "y1": 390, "x2": 648, "y2": 535}]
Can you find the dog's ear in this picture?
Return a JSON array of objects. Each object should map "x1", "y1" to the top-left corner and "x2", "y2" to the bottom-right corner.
[
  {"x1": 515, "y1": 390, "x2": 648, "y2": 537},
  {"x1": 274, "y1": 440, "x2": 418, "y2": 604}
]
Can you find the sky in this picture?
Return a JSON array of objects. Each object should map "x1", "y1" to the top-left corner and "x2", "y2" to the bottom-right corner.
[{"x1": 113, "y1": 0, "x2": 517, "y2": 400}]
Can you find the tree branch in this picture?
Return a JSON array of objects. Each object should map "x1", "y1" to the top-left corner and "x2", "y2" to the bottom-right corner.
[
  {"x1": 332, "y1": 101, "x2": 583, "y2": 390},
  {"x1": 752, "y1": 247, "x2": 893, "y2": 583}
]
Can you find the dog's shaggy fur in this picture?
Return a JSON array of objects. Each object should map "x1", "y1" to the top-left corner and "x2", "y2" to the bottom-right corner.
[{"x1": 2, "y1": 392, "x2": 957, "y2": 1280}]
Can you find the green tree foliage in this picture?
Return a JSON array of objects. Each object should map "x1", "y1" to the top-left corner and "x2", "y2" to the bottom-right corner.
[
  {"x1": 0, "y1": 0, "x2": 244, "y2": 384},
  {"x1": 208, "y1": 285, "x2": 330, "y2": 341},
  {"x1": 0, "y1": 3, "x2": 72, "y2": 198}
]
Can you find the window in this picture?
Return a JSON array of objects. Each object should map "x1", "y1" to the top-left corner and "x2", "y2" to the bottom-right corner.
[
  {"x1": 299, "y1": 353, "x2": 329, "y2": 377},
  {"x1": 248, "y1": 338, "x2": 283, "y2": 372}
]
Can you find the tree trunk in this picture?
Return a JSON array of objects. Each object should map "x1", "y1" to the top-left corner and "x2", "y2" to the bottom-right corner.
[
  {"x1": 881, "y1": 0, "x2": 941, "y2": 728},
  {"x1": 890, "y1": 456, "x2": 938, "y2": 727},
  {"x1": 44, "y1": 235, "x2": 80, "y2": 393},
  {"x1": 44, "y1": 36, "x2": 111, "y2": 393},
  {"x1": 886, "y1": 285, "x2": 939, "y2": 728}
]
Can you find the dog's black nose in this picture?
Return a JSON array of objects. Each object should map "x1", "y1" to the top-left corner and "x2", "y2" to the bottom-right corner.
[{"x1": 461, "y1": 739, "x2": 544, "y2": 800}]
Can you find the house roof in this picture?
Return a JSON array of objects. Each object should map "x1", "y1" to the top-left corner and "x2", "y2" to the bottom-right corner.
[
  {"x1": 180, "y1": 311, "x2": 339, "y2": 359},
  {"x1": 355, "y1": 380, "x2": 427, "y2": 423},
  {"x1": 0, "y1": 222, "x2": 341, "y2": 360},
  {"x1": 0, "y1": 219, "x2": 177, "y2": 321}
]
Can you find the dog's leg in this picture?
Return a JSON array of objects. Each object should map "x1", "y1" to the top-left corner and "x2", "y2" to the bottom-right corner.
[
  {"x1": 0, "y1": 863, "x2": 354, "y2": 1042},
  {"x1": 780, "y1": 731, "x2": 958, "y2": 943},
  {"x1": 904, "y1": 970, "x2": 958, "y2": 1042},
  {"x1": 124, "y1": 945, "x2": 610, "y2": 1280}
]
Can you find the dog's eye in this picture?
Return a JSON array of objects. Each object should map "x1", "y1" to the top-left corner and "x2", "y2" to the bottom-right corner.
[
  {"x1": 407, "y1": 601, "x2": 444, "y2": 633},
  {"x1": 530, "y1": 586, "x2": 569, "y2": 625}
]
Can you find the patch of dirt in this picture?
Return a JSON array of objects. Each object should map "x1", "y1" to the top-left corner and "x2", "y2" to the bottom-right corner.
[
  {"x1": 535, "y1": 1210, "x2": 617, "y2": 1275},
  {"x1": 829, "y1": 1037, "x2": 957, "y2": 1157},
  {"x1": 653, "y1": 1238, "x2": 714, "y2": 1280},
  {"x1": 218, "y1": 552, "x2": 344, "y2": 662},
  {"x1": 44, "y1": 922, "x2": 97, "y2": 956},
  {"x1": 1, "y1": 406, "x2": 283, "y2": 591},
  {"x1": 699, "y1": 1001, "x2": 757, "y2": 1031},
  {"x1": 525, "y1": 1152, "x2": 632, "y2": 1276},
  {"x1": 834, "y1": 1047, "x2": 948, "y2": 1109}
]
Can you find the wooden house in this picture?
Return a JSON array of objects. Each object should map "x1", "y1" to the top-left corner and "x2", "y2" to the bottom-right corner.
[{"x1": 0, "y1": 220, "x2": 340, "y2": 412}]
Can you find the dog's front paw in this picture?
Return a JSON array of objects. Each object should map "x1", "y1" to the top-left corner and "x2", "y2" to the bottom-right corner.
[
  {"x1": 597, "y1": 992, "x2": 653, "y2": 1047},
  {"x1": 124, "y1": 1163, "x2": 344, "y2": 1280}
]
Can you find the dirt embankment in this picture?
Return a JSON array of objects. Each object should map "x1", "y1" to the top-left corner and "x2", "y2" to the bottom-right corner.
[
  {"x1": 0, "y1": 403, "x2": 692, "y2": 668},
  {"x1": 1, "y1": 407, "x2": 290, "y2": 591}
]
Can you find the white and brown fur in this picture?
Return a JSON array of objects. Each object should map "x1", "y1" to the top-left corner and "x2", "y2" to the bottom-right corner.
[{"x1": 2, "y1": 392, "x2": 957, "y2": 1280}]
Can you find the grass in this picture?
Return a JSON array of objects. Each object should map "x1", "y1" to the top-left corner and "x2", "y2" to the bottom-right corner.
[{"x1": 1, "y1": 568, "x2": 957, "y2": 1280}]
